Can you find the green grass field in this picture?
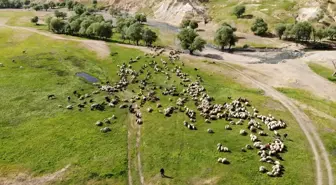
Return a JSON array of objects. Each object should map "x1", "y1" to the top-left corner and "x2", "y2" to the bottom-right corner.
[
  {"x1": 276, "y1": 87, "x2": 336, "y2": 179},
  {"x1": 0, "y1": 21, "x2": 316, "y2": 185},
  {"x1": 308, "y1": 62, "x2": 336, "y2": 83}
]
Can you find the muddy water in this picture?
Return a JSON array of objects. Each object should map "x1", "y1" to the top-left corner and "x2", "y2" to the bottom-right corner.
[{"x1": 76, "y1": 72, "x2": 99, "y2": 83}]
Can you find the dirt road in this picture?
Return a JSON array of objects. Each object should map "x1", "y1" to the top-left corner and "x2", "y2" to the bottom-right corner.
[{"x1": 0, "y1": 24, "x2": 333, "y2": 185}]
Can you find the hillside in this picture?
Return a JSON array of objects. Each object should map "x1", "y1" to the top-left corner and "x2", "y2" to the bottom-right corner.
[{"x1": 95, "y1": 0, "x2": 336, "y2": 30}]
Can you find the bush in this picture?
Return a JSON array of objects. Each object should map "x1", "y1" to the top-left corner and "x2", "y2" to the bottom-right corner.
[
  {"x1": 54, "y1": 10, "x2": 67, "y2": 19},
  {"x1": 291, "y1": 22, "x2": 313, "y2": 41},
  {"x1": 214, "y1": 24, "x2": 237, "y2": 50},
  {"x1": 233, "y1": 5, "x2": 245, "y2": 18},
  {"x1": 30, "y1": 16, "x2": 38, "y2": 25},
  {"x1": 135, "y1": 13, "x2": 147, "y2": 23},
  {"x1": 314, "y1": 28, "x2": 327, "y2": 41},
  {"x1": 180, "y1": 19, "x2": 198, "y2": 29},
  {"x1": 178, "y1": 28, "x2": 206, "y2": 54},
  {"x1": 126, "y1": 22, "x2": 143, "y2": 45},
  {"x1": 49, "y1": 17, "x2": 65, "y2": 33},
  {"x1": 251, "y1": 18, "x2": 268, "y2": 36},
  {"x1": 275, "y1": 23, "x2": 286, "y2": 39},
  {"x1": 327, "y1": 26, "x2": 336, "y2": 40},
  {"x1": 142, "y1": 28, "x2": 157, "y2": 46}
]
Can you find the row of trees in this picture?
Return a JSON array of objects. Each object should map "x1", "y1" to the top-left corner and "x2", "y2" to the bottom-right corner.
[
  {"x1": 40, "y1": 5, "x2": 158, "y2": 46},
  {"x1": 44, "y1": 5, "x2": 113, "y2": 40},
  {"x1": 0, "y1": 0, "x2": 25, "y2": 8},
  {"x1": 276, "y1": 22, "x2": 336, "y2": 42},
  {"x1": 115, "y1": 15, "x2": 157, "y2": 46}
]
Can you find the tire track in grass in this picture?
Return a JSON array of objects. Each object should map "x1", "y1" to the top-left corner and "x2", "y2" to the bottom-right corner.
[{"x1": 222, "y1": 62, "x2": 333, "y2": 185}]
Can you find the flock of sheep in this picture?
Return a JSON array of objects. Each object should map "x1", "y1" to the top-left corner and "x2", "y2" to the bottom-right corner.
[{"x1": 52, "y1": 47, "x2": 288, "y2": 177}]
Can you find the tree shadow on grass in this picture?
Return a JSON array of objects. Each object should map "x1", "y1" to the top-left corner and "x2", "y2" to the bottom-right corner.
[{"x1": 241, "y1": 14, "x2": 254, "y2": 19}]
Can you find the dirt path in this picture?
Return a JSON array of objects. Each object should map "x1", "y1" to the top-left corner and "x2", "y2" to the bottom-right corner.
[
  {"x1": 293, "y1": 99, "x2": 336, "y2": 122},
  {"x1": 127, "y1": 127, "x2": 134, "y2": 185},
  {"x1": 1, "y1": 24, "x2": 333, "y2": 185},
  {"x1": 221, "y1": 63, "x2": 334, "y2": 185},
  {"x1": 128, "y1": 114, "x2": 145, "y2": 185},
  {"x1": 0, "y1": 164, "x2": 70, "y2": 185},
  {"x1": 136, "y1": 124, "x2": 145, "y2": 185}
]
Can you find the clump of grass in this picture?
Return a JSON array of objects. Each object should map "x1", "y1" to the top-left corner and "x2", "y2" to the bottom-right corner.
[{"x1": 308, "y1": 62, "x2": 336, "y2": 82}]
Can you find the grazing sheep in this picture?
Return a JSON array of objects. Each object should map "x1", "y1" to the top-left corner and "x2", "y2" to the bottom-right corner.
[
  {"x1": 259, "y1": 166, "x2": 267, "y2": 173},
  {"x1": 95, "y1": 121, "x2": 103, "y2": 126},
  {"x1": 217, "y1": 158, "x2": 229, "y2": 164},
  {"x1": 207, "y1": 128, "x2": 214, "y2": 133},
  {"x1": 147, "y1": 107, "x2": 153, "y2": 113},
  {"x1": 136, "y1": 118, "x2": 143, "y2": 125},
  {"x1": 119, "y1": 104, "x2": 128, "y2": 109},
  {"x1": 0, "y1": 63, "x2": 3, "y2": 67},
  {"x1": 104, "y1": 118, "x2": 111, "y2": 124},
  {"x1": 66, "y1": 105, "x2": 73, "y2": 109},
  {"x1": 245, "y1": 144, "x2": 253, "y2": 150},
  {"x1": 47, "y1": 94, "x2": 56, "y2": 99},
  {"x1": 100, "y1": 127, "x2": 111, "y2": 133},
  {"x1": 240, "y1": 129, "x2": 247, "y2": 135},
  {"x1": 225, "y1": 125, "x2": 232, "y2": 130}
]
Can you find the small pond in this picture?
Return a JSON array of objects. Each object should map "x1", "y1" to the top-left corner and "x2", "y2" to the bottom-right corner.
[{"x1": 76, "y1": 72, "x2": 99, "y2": 83}]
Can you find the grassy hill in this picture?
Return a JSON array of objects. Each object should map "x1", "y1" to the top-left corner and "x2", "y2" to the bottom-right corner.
[{"x1": 0, "y1": 21, "x2": 317, "y2": 184}]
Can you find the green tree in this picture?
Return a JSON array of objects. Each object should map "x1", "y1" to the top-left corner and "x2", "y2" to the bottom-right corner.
[
  {"x1": 214, "y1": 25, "x2": 237, "y2": 50},
  {"x1": 97, "y1": 22, "x2": 113, "y2": 39},
  {"x1": 74, "y1": 3, "x2": 85, "y2": 15},
  {"x1": 177, "y1": 28, "x2": 206, "y2": 54},
  {"x1": 189, "y1": 20, "x2": 198, "y2": 29},
  {"x1": 54, "y1": 10, "x2": 67, "y2": 19},
  {"x1": 275, "y1": 23, "x2": 286, "y2": 39},
  {"x1": 291, "y1": 22, "x2": 313, "y2": 42},
  {"x1": 251, "y1": 18, "x2": 268, "y2": 36},
  {"x1": 312, "y1": 28, "x2": 326, "y2": 41},
  {"x1": 142, "y1": 28, "x2": 157, "y2": 46},
  {"x1": 233, "y1": 5, "x2": 245, "y2": 18},
  {"x1": 66, "y1": 0, "x2": 74, "y2": 10},
  {"x1": 180, "y1": 19, "x2": 191, "y2": 28},
  {"x1": 42, "y1": 3, "x2": 49, "y2": 11},
  {"x1": 63, "y1": 22, "x2": 72, "y2": 35},
  {"x1": 126, "y1": 22, "x2": 143, "y2": 45},
  {"x1": 108, "y1": 6, "x2": 120, "y2": 16},
  {"x1": 140, "y1": 14, "x2": 147, "y2": 23},
  {"x1": 135, "y1": 13, "x2": 147, "y2": 23},
  {"x1": 33, "y1": 5, "x2": 42, "y2": 11},
  {"x1": 24, "y1": 0, "x2": 30, "y2": 5},
  {"x1": 48, "y1": 1, "x2": 55, "y2": 9},
  {"x1": 70, "y1": 19, "x2": 82, "y2": 33},
  {"x1": 30, "y1": 16, "x2": 38, "y2": 25},
  {"x1": 327, "y1": 26, "x2": 336, "y2": 40},
  {"x1": 49, "y1": 17, "x2": 65, "y2": 33},
  {"x1": 45, "y1": 16, "x2": 52, "y2": 30},
  {"x1": 92, "y1": 0, "x2": 97, "y2": 5}
]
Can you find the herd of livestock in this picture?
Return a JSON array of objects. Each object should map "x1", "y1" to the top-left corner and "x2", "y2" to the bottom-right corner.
[{"x1": 53, "y1": 47, "x2": 288, "y2": 177}]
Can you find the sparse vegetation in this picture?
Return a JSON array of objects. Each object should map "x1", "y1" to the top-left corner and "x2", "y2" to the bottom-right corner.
[
  {"x1": 275, "y1": 23, "x2": 286, "y2": 40},
  {"x1": 308, "y1": 63, "x2": 336, "y2": 82},
  {"x1": 251, "y1": 18, "x2": 268, "y2": 36},
  {"x1": 233, "y1": 5, "x2": 245, "y2": 18},
  {"x1": 30, "y1": 16, "x2": 38, "y2": 25},
  {"x1": 214, "y1": 23, "x2": 238, "y2": 50},
  {"x1": 177, "y1": 28, "x2": 206, "y2": 54},
  {"x1": 180, "y1": 19, "x2": 199, "y2": 29}
]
